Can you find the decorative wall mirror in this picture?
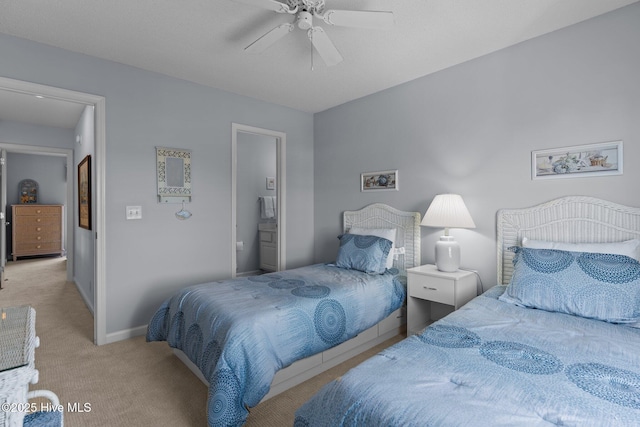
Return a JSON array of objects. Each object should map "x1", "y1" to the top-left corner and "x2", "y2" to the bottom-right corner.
[{"x1": 156, "y1": 147, "x2": 192, "y2": 203}]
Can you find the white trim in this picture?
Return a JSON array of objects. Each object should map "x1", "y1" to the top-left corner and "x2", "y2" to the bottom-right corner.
[
  {"x1": 231, "y1": 123, "x2": 286, "y2": 277},
  {"x1": 105, "y1": 325, "x2": 148, "y2": 344},
  {"x1": 0, "y1": 76, "x2": 107, "y2": 345},
  {"x1": 94, "y1": 97, "x2": 106, "y2": 345}
]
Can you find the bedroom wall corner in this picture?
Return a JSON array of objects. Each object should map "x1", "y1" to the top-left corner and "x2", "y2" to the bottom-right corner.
[{"x1": 312, "y1": 2, "x2": 640, "y2": 288}]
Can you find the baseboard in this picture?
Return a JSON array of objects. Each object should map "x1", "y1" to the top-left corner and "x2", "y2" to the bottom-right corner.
[{"x1": 105, "y1": 324, "x2": 148, "y2": 344}]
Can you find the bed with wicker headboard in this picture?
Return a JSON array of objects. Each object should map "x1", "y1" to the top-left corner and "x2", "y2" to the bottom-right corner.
[
  {"x1": 497, "y1": 195, "x2": 640, "y2": 284},
  {"x1": 296, "y1": 196, "x2": 640, "y2": 426},
  {"x1": 147, "y1": 203, "x2": 421, "y2": 426}
]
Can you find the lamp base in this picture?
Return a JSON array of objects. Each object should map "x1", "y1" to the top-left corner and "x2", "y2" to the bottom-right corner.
[{"x1": 435, "y1": 236, "x2": 460, "y2": 272}]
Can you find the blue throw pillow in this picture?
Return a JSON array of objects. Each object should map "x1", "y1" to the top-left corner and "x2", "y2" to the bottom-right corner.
[
  {"x1": 335, "y1": 234, "x2": 392, "y2": 274},
  {"x1": 499, "y1": 247, "x2": 640, "y2": 324}
]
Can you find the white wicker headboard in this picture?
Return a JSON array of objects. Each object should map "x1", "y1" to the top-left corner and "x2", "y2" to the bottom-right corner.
[
  {"x1": 343, "y1": 203, "x2": 421, "y2": 273},
  {"x1": 497, "y1": 196, "x2": 640, "y2": 285}
]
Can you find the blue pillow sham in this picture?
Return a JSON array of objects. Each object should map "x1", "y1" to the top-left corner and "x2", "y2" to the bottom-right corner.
[
  {"x1": 335, "y1": 234, "x2": 392, "y2": 274},
  {"x1": 499, "y1": 246, "x2": 640, "y2": 324}
]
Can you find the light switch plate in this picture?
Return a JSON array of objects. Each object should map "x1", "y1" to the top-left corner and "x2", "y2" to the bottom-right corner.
[{"x1": 126, "y1": 206, "x2": 142, "y2": 220}]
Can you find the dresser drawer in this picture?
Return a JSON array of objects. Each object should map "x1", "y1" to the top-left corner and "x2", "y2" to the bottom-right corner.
[
  {"x1": 15, "y1": 241, "x2": 62, "y2": 252},
  {"x1": 14, "y1": 221, "x2": 62, "y2": 233},
  {"x1": 409, "y1": 275, "x2": 455, "y2": 305},
  {"x1": 15, "y1": 230, "x2": 61, "y2": 243},
  {"x1": 13, "y1": 205, "x2": 61, "y2": 216},
  {"x1": 15, "y1": 216, "x2": 61, "y2": 227}
]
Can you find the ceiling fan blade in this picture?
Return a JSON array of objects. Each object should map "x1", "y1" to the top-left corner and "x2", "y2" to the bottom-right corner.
[
  {"x1": 245, "y1": 23, "x2": 294, "y2": 53},
  {"x1": 232, "y1": 0, "x2": 295, "y2": 13},
  {"x1": 308, "y1": 27, "x2": 343, "y2": 66},
  {"x1": 321, "y1": 10, "x2": 394, "y2": 29}
]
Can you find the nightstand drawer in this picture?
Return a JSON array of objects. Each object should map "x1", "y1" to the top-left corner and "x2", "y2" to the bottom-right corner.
[{"x1": 409, "y1": 275, "x2": 454, "y2": 305}]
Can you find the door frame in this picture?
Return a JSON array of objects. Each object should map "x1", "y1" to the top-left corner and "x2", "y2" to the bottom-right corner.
[
  {"x1": 231, "y1": 123, "x2": 286, "y2": 277},
  {"x1": 0, "y1": 148, "x2": 6, "y2": 285},
  {"x1": 0, "y1": 76, "x2": 107, "y2": 345}
]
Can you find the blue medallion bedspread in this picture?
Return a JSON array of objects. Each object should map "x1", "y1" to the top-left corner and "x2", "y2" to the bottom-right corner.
[
  {"x1": 145, "y1": 263, "x2": 405, "y2": 426},
  {"x1": 295, "y1": 286, "x2": 640, "y2": 426}
]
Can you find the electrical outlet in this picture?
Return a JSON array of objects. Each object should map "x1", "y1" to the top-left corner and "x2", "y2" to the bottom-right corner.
[{"x1": 126, "y1": 206, "x2": 142, "y2": 220}]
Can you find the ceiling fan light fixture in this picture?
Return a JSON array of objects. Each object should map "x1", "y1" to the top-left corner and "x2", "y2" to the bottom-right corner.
[
  {"x1": 236, "y1": 0, "x2": 392, "y2": 67},
  {"x1": 297, "y1": 11, "x2": 313, "y2": 30}
]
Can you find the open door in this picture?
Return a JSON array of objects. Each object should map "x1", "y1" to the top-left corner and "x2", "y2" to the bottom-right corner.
[{"x1": 0, "y1": 149, "x2": 7, "y2": 286}]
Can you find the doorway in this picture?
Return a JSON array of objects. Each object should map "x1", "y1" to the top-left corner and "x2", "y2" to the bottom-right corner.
[
  {"x1": 231, "y1": 123, "x2": 286, "y2": 277},
  {"x1": 0, "y1": 146, "x2": 72, "y2": 281},
  {"x1": 0, "y1": 76, "x2": 106, "y2": 345}
]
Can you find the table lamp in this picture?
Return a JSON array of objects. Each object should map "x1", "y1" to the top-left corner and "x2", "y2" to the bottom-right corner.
[{"x1": 421, "y1": 194, "x2": 475, "y2": 272}]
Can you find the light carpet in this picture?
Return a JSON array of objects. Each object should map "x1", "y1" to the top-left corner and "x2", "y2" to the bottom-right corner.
[{"x1": 0, "y1": 257, "x2": 403, "y2": 426}]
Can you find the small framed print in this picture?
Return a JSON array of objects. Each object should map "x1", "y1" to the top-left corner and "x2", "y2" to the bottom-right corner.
[
  {"x1": 266, "y1": 176, "x2": 276, "y2": 190},
  {"x1": 78, "y1": 155, "x2": 91, "y2": 230},
  {"x1": 361, "y1": 170, "x2": 398, "y2": 192}
]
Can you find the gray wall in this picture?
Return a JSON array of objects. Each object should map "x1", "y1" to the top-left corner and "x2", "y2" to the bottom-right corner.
[
  {"x1": 6, "y1": 152, "x2": 67, "y2": 206},
  {"x1": 313, "y1": 3, "x2": 640, "y2": 288},
  {"x1": 0, "y1": 33, "x2": 314, "y2": 336},
  {"x1": 74, "y1": 105, "x2": 95, "y2": 310},
  {"x1": 0, "y1": 120, "x2": 75, "y2": 150}
]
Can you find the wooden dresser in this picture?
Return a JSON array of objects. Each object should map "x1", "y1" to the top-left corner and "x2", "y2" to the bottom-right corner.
[{"x1": 11, "y1": 204, "x2": 64, "y2": 261}]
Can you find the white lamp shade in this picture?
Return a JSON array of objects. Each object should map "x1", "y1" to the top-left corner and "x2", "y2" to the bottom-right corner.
[
  {"x1": 421, "y1": 194, "x2": 475, "y2": 272},
  {"x1": 420, "y1": 194, "x2": 476, "y2": 229}
]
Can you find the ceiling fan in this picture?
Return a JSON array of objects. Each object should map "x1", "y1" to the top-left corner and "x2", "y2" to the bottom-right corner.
[{"x1": 233, "y1": 0, "x2": 394, "y2": 66}]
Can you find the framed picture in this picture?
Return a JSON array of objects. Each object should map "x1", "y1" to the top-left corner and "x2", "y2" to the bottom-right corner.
[
  {"x1": 78, "y1": 155, "x2": 91, "y2": 230},
  {"x1": 532, "y1": 141, "x2": 623, "y2": 180},
  {"x1": 361, "y1": 170, "x2": 398, "y2": 192},
  {"x1": 19, "y1": 179, "x2": 38, "y2": 204}
]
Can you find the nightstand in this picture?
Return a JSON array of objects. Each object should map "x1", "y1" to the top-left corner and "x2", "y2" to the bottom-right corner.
[{"x1": 406, "y1": 264, "x2": 477, "y2": 335}]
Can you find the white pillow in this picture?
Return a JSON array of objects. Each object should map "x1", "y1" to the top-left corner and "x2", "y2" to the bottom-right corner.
[
  {"x1": 522, "y1": 237, "x2": 640, "y2": 262},
  {"x1": 349, "y1": 227, "x2": 397, "y2": 269}
]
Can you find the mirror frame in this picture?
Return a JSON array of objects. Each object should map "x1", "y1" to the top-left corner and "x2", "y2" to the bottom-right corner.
[
  {"x1": 231, "y1": 123, "x2": 286, "y2": 277},
  {"x1": 156, "y1": 146, "x2": 192, "y2": 203}
]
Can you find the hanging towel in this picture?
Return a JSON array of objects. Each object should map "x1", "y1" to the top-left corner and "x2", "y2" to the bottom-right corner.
[{"x1": 260, "y1": 196, "x2": 276, "y2": 219}]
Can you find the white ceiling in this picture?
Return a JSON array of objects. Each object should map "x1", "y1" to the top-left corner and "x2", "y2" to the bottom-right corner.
[{"x1": 0, "y1": 0, "x2": 637, "y2": 128}]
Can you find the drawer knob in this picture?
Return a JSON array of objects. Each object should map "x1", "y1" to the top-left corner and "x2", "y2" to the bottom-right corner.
[
  {"x1": 37, "y1": 236, "x2": 42, "y2": 240},
  {"x1": 36, "y1": 219, "x2": 41, "y2": 222},
  {"x1": 36, "y1": 227, "x2": 42, "y2": 231},
  {"x1": 423, "y1": 286, "x2": 438, "y2": 291},
  {"x1": 36, "y1": 245, "x2": 41, "y2": 249},
  {"x1": 36, "y1": 210, "x2": 41, "y2": 214}
]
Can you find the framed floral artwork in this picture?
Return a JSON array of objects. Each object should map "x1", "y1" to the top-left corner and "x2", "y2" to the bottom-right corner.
[
  {"x1": 532, "y1": 141, "x2": 623, "y2": 180},
  {"x1": 361, "y1": 170, "x2": 398, "y2": 191}
]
